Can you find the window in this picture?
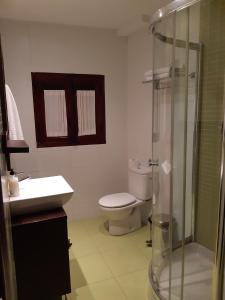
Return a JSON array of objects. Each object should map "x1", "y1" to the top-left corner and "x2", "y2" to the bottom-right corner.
[{"x1": 31, "y1": 72, "x2": 106, "y2": 147}]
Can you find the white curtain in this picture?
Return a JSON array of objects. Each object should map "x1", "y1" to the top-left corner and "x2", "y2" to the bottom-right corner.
[
  {"x1": 44, "y1": 90, "x2": 68, "y2": 137},
  {"x1": 77, "y1": 90, "x2": 96, "y2": 136},
  {"x1": 5, "y1": 84, "x2": 24, "y2": 140}
]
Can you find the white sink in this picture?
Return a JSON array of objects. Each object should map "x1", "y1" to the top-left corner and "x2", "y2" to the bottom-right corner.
[{"x1": 10, "y1": 176, "x2": 74, "y2": 216}]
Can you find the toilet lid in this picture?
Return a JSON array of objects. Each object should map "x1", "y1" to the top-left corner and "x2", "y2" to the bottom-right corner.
[{"x1": 99, "y1": 193, "x2": 136, "y2": 208}]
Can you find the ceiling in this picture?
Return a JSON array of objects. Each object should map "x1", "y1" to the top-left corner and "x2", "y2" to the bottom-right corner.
[{"x1": 0, "y1": 0, "x2": 171, "y2": 35}]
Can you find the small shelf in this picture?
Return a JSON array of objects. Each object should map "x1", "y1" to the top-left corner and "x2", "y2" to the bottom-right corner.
[{"x1": 6, "y1": 140, "x2": 29, "y2": 153}]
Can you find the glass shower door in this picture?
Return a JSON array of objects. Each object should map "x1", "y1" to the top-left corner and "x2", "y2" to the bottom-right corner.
[
  {"x1": 150, "y1": 2, "x2": 208, "y2": 300},
  {"x1": 150, "y1": 0, "x2": 225, "y2": 299},
  {"x1": 150, "y1": 14, "x2": 174, "y2": 298}
]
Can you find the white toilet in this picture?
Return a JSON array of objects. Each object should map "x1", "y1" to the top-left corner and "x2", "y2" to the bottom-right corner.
[{"x1": 98, "y1": 160, "x2": 152, "y2": 235}]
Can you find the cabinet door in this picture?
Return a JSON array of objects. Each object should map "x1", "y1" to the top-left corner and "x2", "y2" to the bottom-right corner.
[{"x1": 12, "y1": 209, "x2": 71, "y2": 300}]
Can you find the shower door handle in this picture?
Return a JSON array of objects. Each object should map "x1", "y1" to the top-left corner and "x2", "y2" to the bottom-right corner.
[{"x1": 149, "y1": 159, "x2": 159, "y2": 167}]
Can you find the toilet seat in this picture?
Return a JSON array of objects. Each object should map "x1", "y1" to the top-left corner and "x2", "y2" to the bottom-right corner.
[{"x1": 99, "y1": 193, "x2": 136, "y2": 208}]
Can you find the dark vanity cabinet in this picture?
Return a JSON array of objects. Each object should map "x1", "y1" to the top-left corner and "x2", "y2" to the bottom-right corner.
[{"x1": 11, "y1": 208, "x2": 71, "y2": 300}]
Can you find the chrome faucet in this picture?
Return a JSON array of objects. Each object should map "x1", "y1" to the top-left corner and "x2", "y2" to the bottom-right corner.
[{"x1": 15, "y1": 172, "x2": 31, "y2": 182}]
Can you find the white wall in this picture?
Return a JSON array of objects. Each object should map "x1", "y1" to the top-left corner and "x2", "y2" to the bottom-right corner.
[
  {"x1": 0, "y1": 19, "x2": 128, "y2": 220},
  {"x1": 127, "y1": 29, "x2": 153, "y2": 163}
]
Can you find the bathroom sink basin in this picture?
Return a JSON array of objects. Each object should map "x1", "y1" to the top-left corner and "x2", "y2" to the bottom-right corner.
[{"x1": 10, "y1": 175, "x2": 74, "y2": 216}]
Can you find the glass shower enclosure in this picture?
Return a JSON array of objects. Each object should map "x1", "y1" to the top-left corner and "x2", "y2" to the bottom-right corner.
[{"x1": 149, "y1": 0, "x2": 225, "y2": 299}]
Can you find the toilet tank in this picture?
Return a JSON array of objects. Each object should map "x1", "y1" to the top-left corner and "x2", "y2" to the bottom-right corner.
[{"x1": 128, "y1": 161, "x2": 152, "y2": 201}]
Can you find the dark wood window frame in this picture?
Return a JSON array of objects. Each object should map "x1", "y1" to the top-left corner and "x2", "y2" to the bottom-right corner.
[{"x1": 31, "y1": 72, "x2": 106, "y2": 148}]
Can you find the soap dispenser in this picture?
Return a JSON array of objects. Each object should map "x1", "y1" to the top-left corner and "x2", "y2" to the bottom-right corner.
[{"x1": 8, "y1": 169, "x2": 19, "y2": 197}]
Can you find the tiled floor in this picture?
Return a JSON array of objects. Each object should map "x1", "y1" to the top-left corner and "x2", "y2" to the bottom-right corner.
[{"x1": 67, "y1": 216, "x2": 152, "y2": 300}]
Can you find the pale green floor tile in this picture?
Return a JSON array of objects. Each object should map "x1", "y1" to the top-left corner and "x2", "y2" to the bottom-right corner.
[
  {"x1": 91, "y1": 232, "x2": 135, "y2": 253},
  {"x1": 102, "y1": 246, "x2": 149, "y2": 277},
  {"x1": 68, "y1": 220, "x2": 99, "y2": 258},
  {"x1": 67, "y1": 285, "x2": 95, "y2": 300},
  {"x1": 117, "y1": 269, "x2": 149, "y2": 300},
  {"x1": 128, "y1": 228, "x2": 151, "y2": 250},
  {"x1": 72, "y1": 217, "x2": 137, "y2": 254},
  {"x1": 147, "y1": 286, "x2": 154, "y2": 300},
  {"x1": 74, "y1": 253, "x2": 113, "y2": 284},
  {"x1": 68, "y1": 221, "x2": 89, "y2": 243},
  {"x1": 127, "y1": 225, "x2": 149, "y2": 244},
  {"x1": 81, "y1": 216, "x2": 108, "y2": 236},
  {"x1": 69, "y1": 248, "x2": 76, "y2": 261},
  {"x1": 126, "y1": 225, "x2": 152, "y2": 260},
  {"x1": 140, "y1": 246, "x2": 152, "y2": 261},
  {"x1": 68, "y1": 216, "x2": 152, "y2": 300},
  {"x1": 67, "y1": 279, "x2": 127, "y2": 300},
  {"x1": 71, "y1": 237, "x2": 99, "y2": 259},
  {"x1": 70, "y1": 259, "x2": 89, "y2": 290},
  {"x1": 89, "y1": 279, "x2": 127, "y2": 300}
]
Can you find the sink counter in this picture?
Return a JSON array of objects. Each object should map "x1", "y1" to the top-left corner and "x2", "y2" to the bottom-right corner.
[{"x1": 10, "y1": 175, "x2": 74, "y2": 216}]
